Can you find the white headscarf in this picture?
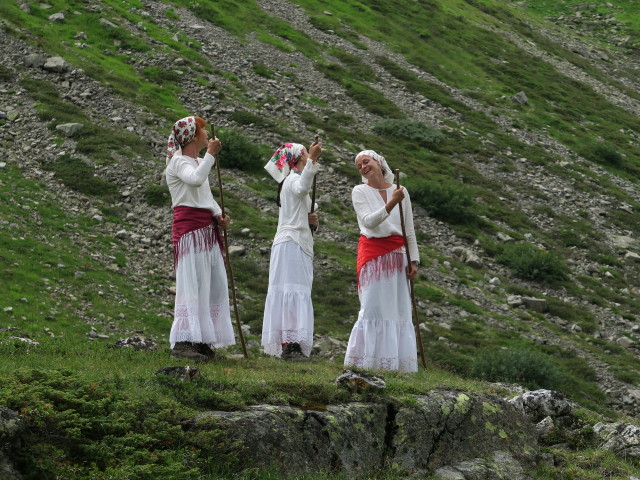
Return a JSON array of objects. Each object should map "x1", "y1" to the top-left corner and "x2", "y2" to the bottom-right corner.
[
  {"x1": 355, "y1": 149, "x2": 395, "y2": 184},
  {"x1": 264, "y1": 143, "x2": 306, "y2": 183},
  {"x1": 166, "y1": 116, "x2": 198, "y2": 165}
]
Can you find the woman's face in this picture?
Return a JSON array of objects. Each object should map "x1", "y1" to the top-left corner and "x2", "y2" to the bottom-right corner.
[
  {"x1": 294, "y1": 149, "x2": 309, "y2": 169},
  {"x1": 355, "y1": 155, "x2": 379, "y2": 179},
  {"x1": 195, "y1": 126, "x2": 209, "y2": 150}
]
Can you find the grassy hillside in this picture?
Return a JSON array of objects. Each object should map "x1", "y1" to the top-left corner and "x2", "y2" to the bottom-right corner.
[{"x1": 1, "y1": 0, "x2": 640, "y2": 478}]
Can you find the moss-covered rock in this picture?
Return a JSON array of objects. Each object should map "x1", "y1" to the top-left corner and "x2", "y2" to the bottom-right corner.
[{"x1": 193, "y1": 390, "x2": 537, "y2": 477}]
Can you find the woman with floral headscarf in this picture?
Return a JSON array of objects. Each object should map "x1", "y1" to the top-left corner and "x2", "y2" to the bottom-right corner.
[
  {"x1": 261, "y1": 140, "x2": 322, "y2": 359},
  {"x1": 344, "y1": 150, "x2": 419, "y2": 373},
  {"x1": 164, "y1": 116, "x2": 234, "y2": 361}
]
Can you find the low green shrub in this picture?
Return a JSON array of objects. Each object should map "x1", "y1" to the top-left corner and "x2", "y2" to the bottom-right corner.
[
  {"x1": 471, "y1": 348, "x2": 563, "y2": 389},
  {"x1": 582, "y1": 142, "x2": 624, "y2": 168},
  {"x1": 230, "y1": 110, "x2": 273, "y2": 127},
  {"x1": 252, "y1": 63, "x2": 275, "y2": 78},
  {"x1": 405, "y1": 178, "x2": 477, "y2": 225},
  {"x1": 1, "y1": 368, "x2": 239, "y2": 479},
  {"x1": 144, "y1": 184, "x2": 171, "y2": 207},
  {"x1": 497, "y1": 243, "x2": 567, "y2": 282},
  {"x1": 45, "y1": 156, "x2": 118, "y2": 199},
  {"x1": 373, "y1": 119, "x2": 445, "y2": 148},
  {"x1": 217, "y1": 129, "x2": 265, "y2": 171}
]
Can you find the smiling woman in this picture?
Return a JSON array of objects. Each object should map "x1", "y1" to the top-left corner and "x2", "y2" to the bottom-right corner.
[{"x1": 344, "y1": 149, "x2": 420, "y2": 373}]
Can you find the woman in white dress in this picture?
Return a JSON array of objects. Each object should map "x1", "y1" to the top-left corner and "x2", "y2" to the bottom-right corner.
[
  {"x1": 261, "y1": 141, "x2": 322, "y2": 358},
  {"x1": 164, "y1": 116, "x2": 235, "y2": 361},
  {"x1": 344, "y1": 150, "x2": 419, "y2": 373}
]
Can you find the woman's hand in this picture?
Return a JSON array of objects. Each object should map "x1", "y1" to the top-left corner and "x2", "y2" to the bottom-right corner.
[
  {"x1": 308, "y1": 212, "x2": 318, "y2": 230},
  {"x1": 308, "y1": 141, "x2": 322, "y2": 164},
  {"x1": 216, "y1": 214, "x2": 231, "y2": 229},
  {"x1": 385, "y1": 186, "x2": 405, "y2": 213},
  {"x1": 406, "y1": 261, "x2": 418, "y2": 281},
  {"x1": 207, "y1": 137, "x2": 222, "y2": 156}
]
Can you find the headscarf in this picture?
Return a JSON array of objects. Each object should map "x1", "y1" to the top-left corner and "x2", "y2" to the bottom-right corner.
[
  {"x1": 355, "y1": 149, "x2": 395, "y2": 184},
  {"x1": 264, "y1": 143, "x2": 306, "y2": 183},
  {"x1": 166, "y1": 116, "x2": 198, "y2": 165}
]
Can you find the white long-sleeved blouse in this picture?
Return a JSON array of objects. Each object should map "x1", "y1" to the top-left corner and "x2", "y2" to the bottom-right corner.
[
  {"x1": 165, "y1": 152, "x2": 222, "y2": 217},
  {"x1": 273, "y1": 161, "x2": 320, "y2": 258},
  {"x1": 352, "y1": 183, "x2": 420, "y2": 263}
]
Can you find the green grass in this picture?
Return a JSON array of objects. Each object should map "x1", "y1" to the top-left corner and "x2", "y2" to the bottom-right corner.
[{"x1": 3, "y1": 0, "x2": 640, "y2": 478}]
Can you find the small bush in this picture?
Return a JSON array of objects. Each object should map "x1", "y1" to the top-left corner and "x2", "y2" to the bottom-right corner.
[
  {"x1": 582, "y1": 142, "x2": 624, "y2": 168},
  {"x1": 217, "y1": 129, "x2": 264, "y2": 171},
  {"x1": 405, "y1": 178, "x2": 477, "y2": 225},
  {"x1": 230, "y1": 110, "x2": 272, "y2": 127},
  {"x1": 46, "y1": 156, "x2": 118, "y2": 199},
  {"x1": 373, "y1": 119, "x2": 445, "y2": 148},
  {"x1": 471, "y1": 348, "x2": 563, "y2": 389},
  {"x1": 497, "y1": 242, "x2": 567, "y2": 282},
  {"x1": 144, "y1": 184, "x2": 171, "y2": 207},
  {"x1": 252, "y1": 63, "x2": 275, "y2": 79},
  {"x1": 142, "y1": 66, "x2": 181, "y2": 85}
]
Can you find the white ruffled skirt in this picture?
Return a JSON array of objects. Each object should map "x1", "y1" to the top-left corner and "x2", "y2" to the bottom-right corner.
[
  {"x1": 344, "y1": 250, "x2": 418, "y2": 373},
  {"x1": 262, "y1": 241, "x2": 314, "y2": 357},
  {"x1": 169, "y1": 226, "x2": 235, "y2": 349}
]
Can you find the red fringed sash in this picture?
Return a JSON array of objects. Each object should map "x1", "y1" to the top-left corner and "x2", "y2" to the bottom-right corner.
[
  {"x1": 172, "y1": 206, "x2": 224, "y2": 270},
  {"x1": 356, "y1": 235, "x2": 405, "y2": 290}
]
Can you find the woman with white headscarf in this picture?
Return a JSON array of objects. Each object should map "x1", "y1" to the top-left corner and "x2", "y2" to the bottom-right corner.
[
  {"x1": 344, "y1": 150, "x2": 419, "y2": 373},
  {"x1": 165, "y1": 116, "x2": 235, "y2": 361},
  {"x1": 261, "y1": 140, "x2": 322, "y2": 359}
]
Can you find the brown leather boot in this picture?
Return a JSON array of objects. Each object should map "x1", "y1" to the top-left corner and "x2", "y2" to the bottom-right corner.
[{"x1": 171, "y1": 342, "x2": 207, "y2": 361}]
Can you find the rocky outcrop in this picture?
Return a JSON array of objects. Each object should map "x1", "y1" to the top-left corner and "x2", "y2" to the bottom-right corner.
[
  {"x1": 193, "y1": 390, "x2": 538, "y2": 478},
  {"x1": 0, "y1": 407, "x2": 26, "y2": 480}
]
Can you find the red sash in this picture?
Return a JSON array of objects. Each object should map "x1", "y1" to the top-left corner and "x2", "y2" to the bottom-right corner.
[
  {"x1": 172, "y1": 206, "x2": 223, "y2": 269},
  {"x1": 356, "y1": 235, "x2": 405, "y2": 289}
]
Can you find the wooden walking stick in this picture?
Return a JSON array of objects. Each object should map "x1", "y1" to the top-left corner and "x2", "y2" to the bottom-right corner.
[
  {"x1": 309, "y1": 134, "x2": 319, "y2": 235},
  {"x1": 395, "y1": 169, "x2": 428, "y2": 370},
  {"x1": 210, "y1": 125, "x2": 248, "y2": 359}
]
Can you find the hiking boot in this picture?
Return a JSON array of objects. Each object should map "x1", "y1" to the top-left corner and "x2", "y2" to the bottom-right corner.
[
  {"x1": 281, "y1": 342, "x2": 307, "y2": 361},
  {"x1": 194, "y1": 343, "x2": 225, "y2": 361},
  {"x1": 171, "y1": 342, "x2": 207, "y2": 361}
]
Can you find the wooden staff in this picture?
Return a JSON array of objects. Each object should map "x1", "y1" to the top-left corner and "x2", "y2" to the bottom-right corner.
[
  {"x1": 395, "y1": 169, "x2": 427, "y2": 370},
  {"x1": 210, "y1": 125, "x2": 248, "y2": 359},
  {"x1": 309, "y1": 135, "x2": 319, "y2": 235}
]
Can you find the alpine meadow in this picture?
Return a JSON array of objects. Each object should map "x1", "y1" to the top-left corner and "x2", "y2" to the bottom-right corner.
[{"x1": 1, "y1": 0, "x2": 640, "y2": 479}]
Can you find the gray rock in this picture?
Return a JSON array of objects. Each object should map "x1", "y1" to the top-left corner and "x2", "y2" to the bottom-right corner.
[
  {"x1": 228, "y1": 245, "x2": 246, "y2": 256},
  {"x1": 613, "y1": 235, "x2": 638, "y2": 249},
  {"x1": 48, "y1": 12, "x2": 64, "y2": 22},
  {"x1": 114, "y1": 335, "x2": 160, "y2": 350},
  {"x1": 154, "y1": 366, "x2": 200, "y2": 381},
  {"x1": 624, "y1": 252, "x2": 640, "y2": 263},
  {"x1": 616, "y1": 336, "x2": 635, "y2": 348},
  {"x1": 594, "y1": 421, "x2": 640, "y2": 460},
  {"x1": 392, "y1": 390, "x2": 537, "y2": 472},
  {"x1": 336, "y1": 369, "x2": 386, "y2": 391},
  {"x1": 509, "y1": 390, "x2": 572, "y2": 421},
  {"x1": 511, "y1": 91, "x2": 528, "y2": 105},
  {"x1": 0, "y1": 407, "x2": 26, "y2": 480},
  {"x1": 23, "y1": 53, "x2": 47, "y2": 68},
  {"x1": 55, "y1": 123, "x2": 84, "y2": 137},
  {"x1": 194, "y1": 403, "x2": 388, "y2": 476},
  {"x1": 521, "y1": 296, "x2": 547, "y2": 313},
  {"x1": 99, "y1": 18, "x2": 118, "y2": 28},
  {"x1": 43, "y1": 56, "x2": 69, "y2": 72}
]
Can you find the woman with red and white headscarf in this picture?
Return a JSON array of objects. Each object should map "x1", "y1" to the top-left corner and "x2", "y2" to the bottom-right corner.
[
  {"x1": 261, "y1": 140, "x2": 322, "y2": 359},
  {"x1": 344, "y1": 149, "x2": 419, "y2": 373},
  {"x1": 165, "y1": 116, "x2": 234, "y2": 361}
]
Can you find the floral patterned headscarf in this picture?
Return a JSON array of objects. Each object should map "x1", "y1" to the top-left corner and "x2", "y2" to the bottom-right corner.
[
  {"x1": 264, "y1": 143, "x2": 306, "y2": 183},
  {"x1": 166, "y1": 116, "x2": 198, "y2": 165},
  {"x1": 355, "y1": 149, "x2": 395, "y2": 184}
]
